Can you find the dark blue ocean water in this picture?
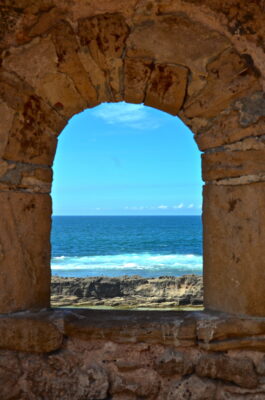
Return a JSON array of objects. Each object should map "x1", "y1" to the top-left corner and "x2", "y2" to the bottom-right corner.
[{"x1": 51, "y1": 216, "x2": 202, "y2": 278}]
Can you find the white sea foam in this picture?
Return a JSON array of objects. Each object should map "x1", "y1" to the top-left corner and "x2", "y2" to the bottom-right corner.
[{"x1": 51, "y1": 253, "x2": 202, "y2": 273}]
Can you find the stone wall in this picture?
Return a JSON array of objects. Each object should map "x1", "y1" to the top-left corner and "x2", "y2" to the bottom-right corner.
[
  {"x1": 3, "y1": 309, "x2": 265, "y2": 399},
  {"x1": 0, "y1": 1, "x2": 265, "y2": 398},
  {"x1": 0, "y1": 0, "x2": 265, "y2": 316}
]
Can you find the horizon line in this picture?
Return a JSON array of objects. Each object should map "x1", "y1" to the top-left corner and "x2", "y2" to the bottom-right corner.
[{"x1": 52, "y1": 214, "x2": 202, "y2": 217}]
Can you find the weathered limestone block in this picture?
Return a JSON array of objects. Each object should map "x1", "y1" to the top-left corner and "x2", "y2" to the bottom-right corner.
[
  {"x1": 0, "y1": 100, "x2": 15, "y2": 158},
  {"x1": 77, "y1": 13, "x2": 129, "y2": 101},
  {"x1": 217, "y1": 384, "x2": 265, "y2": 400},
  {"x1": 20, "y1": 355, "x2": 109, "y2": 400},
  {"x1": 154, "y1": 349, "x2": 193, "y2": 376},
  {"x1": 0, "y1": 316, "x2": 63, "y2": 353},
  {"x1": 110, "y1": 368, "x2": 160, "y2": 399},
  {"x1": 199, "y1": 337, "x2": 265, "y2": 352},
  {"x1": 256, "y1": 356, "x2": 265, "y2": 375},
  {"x1": 127, "y1": 14, "x2": 229, "y2": 80},
  {"x1": 0, "y1": 161, "x2": 52, "y2": 193},
  {"x1": 167, "y1": 375, "x2": 217, "y2": 400},
  {"x1": 144, "y1": 64, "x2": 188, "y2": 115},
  {"x1": 197, "y1": 316, "x2": 265, "y2": 343},
  {"x1": 64, "y1": 310, "x2": 196, "y2": 347},
  {"x1": 2, "y1": 95, "x2": 58, "y2": 165},
  {"x1": 196, "y1": 354, "x2": 258, "y2": 389},
  {"x1": 221, "y1": 136, "x2": 265, "y2": 152},
  {"x1": 202, "y1": 149, "x2": 265, "y2": 181},
  {"x1": 203, "y1": 183, "x2": 265, "y2": 316},
  {"x1": 77, "y1": 47, "x2": 109, "y2": 104},
  {"x1": 50, "y1": 20, "x2": 98, "y2": 109},
  {"x1": 124, "y1": 58, "x2": 152, "y2": 104},
  {"x1": 0, "y1": 192, "x2": 51, "y2": 312},
  {"x1": 3, "y1": 36, "x2": 58, "y2": 89},
  {"x1": 0, "y1": 72, "x2": 66, "y2": 164},
  {"x1": 3, "y1": 36, "x2": 87, "y2": 118},
  {"x1": 0, "y1": 351, "x2": 22, "y2": 399},
  {"x1": 194, "y1": 110, "x2": 265, "y2": 151},
  {"x1": 184, "y1": 48, "x2": 260, "y2": 119},
  {"x1": 234, "y1": 91, "x2": 265, "y2": 128}
]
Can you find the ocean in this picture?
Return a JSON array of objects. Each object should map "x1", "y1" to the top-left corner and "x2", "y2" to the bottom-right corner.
[{"x1": 51, "y1": 216, "x2": 202, "y2": 278}]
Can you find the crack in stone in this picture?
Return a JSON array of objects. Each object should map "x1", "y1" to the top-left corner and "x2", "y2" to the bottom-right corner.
[{"x1": 208, "y1": 173, "x2": 265, "y2": 185}]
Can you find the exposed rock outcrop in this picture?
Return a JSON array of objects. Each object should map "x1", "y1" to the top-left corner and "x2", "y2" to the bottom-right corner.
[{"x1": 51, "y1": 274, "x2": 203, "y2": 308}]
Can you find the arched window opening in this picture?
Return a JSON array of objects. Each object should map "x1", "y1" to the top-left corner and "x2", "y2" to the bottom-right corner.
[{"x1": 51, "y1": 102, "x2": 203, "y2": 310}]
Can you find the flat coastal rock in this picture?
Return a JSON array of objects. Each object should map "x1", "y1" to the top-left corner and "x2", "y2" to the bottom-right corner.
[{"x1": 51, "y1": 274, "x2": 203, "y2": 308}]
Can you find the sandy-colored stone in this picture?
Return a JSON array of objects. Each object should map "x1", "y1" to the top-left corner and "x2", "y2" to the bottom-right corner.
[
  {"x1": 194, "y1": 110, "x2": 265, "y2": 151},
  {"x1": 0, "y1": 316, "x2": 63, "y2": 353},
  {"x1": 202, "y1": 149, "x2": 265, "y2": 181},
  {"x1": 196, "y1": 354, "x2": 258, "y2": 388},
  {"x1": 0, "y1": 0, "x2": 265, "y2": 338},
  {"x1": 0, "y1": 310, "x2": 265, "y2": 398},
  {"x1": 0, "y1": 192, "x2": 51, "y2": 313},
  {"x1": 0, "y1": 101, "x2": 15, "y2": 158},
  {"x1": 78, "y1": 13, "x2": 129, "y2": 101},
  {"x1": 110, "y1": 368, "x2": 160, "y2": 398},
  {"x1": 199, "y1": 337, "x2": 265, "y2": 352},
  {"x1": 184, "y1": 48, "x2": 259, "y2": 119},
  {"x1": 203, "y1": 183, "x2": 265, "y2": 316},
  {"x1": 124, "y1": 58, "x2": 152, "y2": 104},
  {"x1": 145, "y1": 64, "x2": 188, "y2": 115},
  {"x1": 0, "y1": 162, "x2": 52, "y2": 193},
  {"x1": 64, "y1": 310, "x2": 196, "y2": 347},
  {"x1": 127, "y1": 14, "x2": 229, "y2": 78},
  {"x1": 197, "y1": 317, "x2": 265, "y2": 342},
  {"x1": 50, "y1": 20, "x2": 98, "y2": 109},
  {"x1": 167, "y1": 375, "x2": 217, "y2": 400},
  {"x1": 3, "y1": 36, "x2": 59, "y2": 90},
  {"x1": 2, "y1": 95, "x2": 58, "y2": 165},
  {"x1": 155, "y1": 349, "x2": 194, "y2": 376}
]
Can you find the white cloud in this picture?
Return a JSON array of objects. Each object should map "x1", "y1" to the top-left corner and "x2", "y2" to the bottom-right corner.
[
  {"x1": 124, "y1": 206, "x2": 145, "y2": 210},
  {"x1": 187, "y1": 204, "x2": 194, "y2": 208},
  {"x1": 173, "y1": 203, "x2": 184, "y2": 209},
  {"x1": 157, "y1": 205, "x2": 168, "y2": 209},
  {"x1": 92, "y1": 102, "x2": 160, "y2": 130}
]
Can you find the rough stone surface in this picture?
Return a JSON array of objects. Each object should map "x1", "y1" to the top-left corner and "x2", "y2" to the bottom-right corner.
[
  {"x1": 203, "y1": 183, "x2": 265, "y2": 316},
  {"x1": 0, "y1": 0, "x2": 265, "y2": 319},
  {"x1": 51, "y1": 274, "x2": 203, "y2": 308},
  {"x1": 1, "y1": 0, "x2": 265, "y2": 397},
  {"x1": 196, "y1": 354, "x2": 258, "y2": 389},
  {"x1": 145, "y1": 63, "x2": 188, "y2": 115},
  {"x1": 154, "y1": 348, "x2": 194, "y2": 376},
  {"x1": 0, "y1": 192, "x2": 51, "y2": 312},
  {"x1": 0, "y1": 310, "x2": 264, "y2": 398},
  {"x1": 167, "y1": 375, "x2": 217, "y2": 400},
  {"x1": 202, "y1": 149, "x2": 265, "y2": 181},
  {"x1": 0, "y1": 316, "x2": 63, "y2": 353}
]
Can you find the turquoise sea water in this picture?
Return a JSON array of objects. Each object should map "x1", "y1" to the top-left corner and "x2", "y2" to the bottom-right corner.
[{"x1": 51, "y1": 216, "x2": 202, "y2": 278}]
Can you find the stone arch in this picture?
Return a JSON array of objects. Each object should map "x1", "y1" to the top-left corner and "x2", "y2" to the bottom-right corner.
[{"x1": 0, "y1": 0, "x2": 265, "y2": 316}]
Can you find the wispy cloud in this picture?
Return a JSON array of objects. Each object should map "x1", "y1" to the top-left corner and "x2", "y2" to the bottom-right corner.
[
  {"x1": 173, "y1": 203, "x2": 184, "y2": 209},
  {"x1": 124, "y1": 206, "x2": 145, "y2": 210},
  {"x1": 187, "y1": 204, "x2": 194, "y2": 209},
  {"x1": 158, "y1": 205, "x2": 168, "y2": 209},
  {"x1": 92, "y1": 102, "x2": 160, "y2": 130}
]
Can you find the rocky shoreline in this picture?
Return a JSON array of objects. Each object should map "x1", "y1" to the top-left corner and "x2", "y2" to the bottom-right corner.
[{"x1": 51, "y1": 274, "x2": 203, "y2": 308}]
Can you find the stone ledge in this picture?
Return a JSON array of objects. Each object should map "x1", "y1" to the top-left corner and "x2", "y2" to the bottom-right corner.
[
  {"x1": 1, "y1": 309, "x2": 265, "y2": 354},
  {"x1": 0, "y1": 313, "x2": 63, "y2": 353},
  {"x1": 63, "y1": 309, "x2": 197, "y2": 347}
]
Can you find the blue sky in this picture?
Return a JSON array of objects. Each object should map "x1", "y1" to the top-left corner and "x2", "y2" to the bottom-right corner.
[{"x1": 52, "y1": 102, "x2": 203, "y2": 215}]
